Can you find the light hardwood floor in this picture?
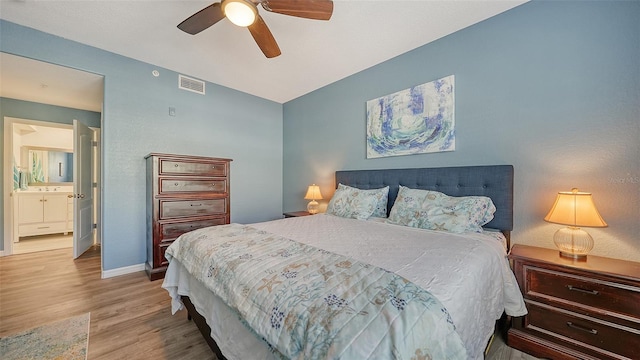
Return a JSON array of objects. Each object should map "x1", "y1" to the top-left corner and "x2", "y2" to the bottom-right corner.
[
  {"x1": 0, "y1": 247, "x2": 537, "y2": 360},
  {"x1": 0, "y1": 247, "x2": 214, "y2": 360}
]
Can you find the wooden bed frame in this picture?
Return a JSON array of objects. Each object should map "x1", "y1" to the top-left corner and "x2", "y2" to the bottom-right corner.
[
  {"x1": 179, "y1": 165, "x2": 515, "y2": 358},
  {"x1": 181, "y1": 295, "x2": 228, "y2": 359}
]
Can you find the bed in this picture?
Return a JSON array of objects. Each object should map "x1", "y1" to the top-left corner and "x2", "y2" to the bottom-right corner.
[{"x1": 162, "y1": 165, "x2": 527, "y2": 359}]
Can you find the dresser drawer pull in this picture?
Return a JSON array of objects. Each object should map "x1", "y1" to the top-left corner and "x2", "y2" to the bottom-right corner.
[
  {"x1": 190, "y1": 203, "x2": 202, "y2": 207},
  {"x1": 174, "y1": 182, "x2": 179, "y2": 186},
  {"x1": 566, "y1": 321, "x2": 597, "y2": 335},
  {"x1": 567, "y1": 285, "x2": 599, "y2": 295}
]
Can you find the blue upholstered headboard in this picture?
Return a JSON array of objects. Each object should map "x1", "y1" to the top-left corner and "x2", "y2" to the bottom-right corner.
[{"x1": 335, "y1": 165, "x2": 514, "y2": 232}]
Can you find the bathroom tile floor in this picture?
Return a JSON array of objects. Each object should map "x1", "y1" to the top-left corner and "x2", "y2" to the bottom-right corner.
[{"x1": 13, "y1": 234, "x2": 72, "y2": 254}]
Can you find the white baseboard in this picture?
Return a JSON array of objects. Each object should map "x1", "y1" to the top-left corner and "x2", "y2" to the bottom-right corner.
[
  {"x1": 0, "y1": 250, "x2": 4, "y2": 257},
  {"x1": 101, "y1": 263, "x2": 145, "y2": 279}
]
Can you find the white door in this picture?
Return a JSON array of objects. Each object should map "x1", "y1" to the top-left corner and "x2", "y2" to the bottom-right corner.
[{"x1": 73, "y1": 120, "x2": 94, "y2": 258}]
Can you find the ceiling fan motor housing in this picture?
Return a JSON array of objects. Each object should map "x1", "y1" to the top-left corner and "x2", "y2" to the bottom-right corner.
[{"x1": 222, "y1": 0, "x2": 258, "y2": 27}]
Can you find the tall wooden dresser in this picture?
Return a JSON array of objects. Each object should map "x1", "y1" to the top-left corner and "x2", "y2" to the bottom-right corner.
[{"x1": 145, "y1": 153, "x2": 232, "y2": 280}]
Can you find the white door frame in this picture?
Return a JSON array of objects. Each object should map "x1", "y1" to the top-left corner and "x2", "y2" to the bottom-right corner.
[{"x1": 2, "y1": 117, "x2": 102, "y2": 256}]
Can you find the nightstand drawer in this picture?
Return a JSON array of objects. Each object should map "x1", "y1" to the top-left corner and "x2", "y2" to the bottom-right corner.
[
  {"x1": 527, "y1": 301, "x2": 640, "y2": 359},
  {"x1": 526, "y1": 266, "x2": 640, "y2": 319}
]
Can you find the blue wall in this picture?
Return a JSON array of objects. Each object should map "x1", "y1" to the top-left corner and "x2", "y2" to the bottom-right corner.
[
  {"x1": 1, "y1": 20, "x2": 284, "y2": 271},
  {"x1": 283, "y1": 1, "x2": 640, "y2": 261}
]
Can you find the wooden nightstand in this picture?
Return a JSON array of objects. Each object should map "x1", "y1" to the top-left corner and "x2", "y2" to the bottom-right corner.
[
  {"x1": 508, "y1": 244, "x2": 640, "y2": 360},
  {"x1": 283, "y1": 211, "x2": 311, "y2": 218}
]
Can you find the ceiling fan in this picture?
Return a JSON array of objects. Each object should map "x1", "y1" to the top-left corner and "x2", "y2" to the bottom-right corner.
[{"x1": 178, "y1": 0, "x2": 334, "y2": 58}]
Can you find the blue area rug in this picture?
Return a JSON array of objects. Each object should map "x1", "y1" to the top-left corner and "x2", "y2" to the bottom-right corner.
[{"x1": 0, "y1": 313, "x2": 90, "y2": 360}]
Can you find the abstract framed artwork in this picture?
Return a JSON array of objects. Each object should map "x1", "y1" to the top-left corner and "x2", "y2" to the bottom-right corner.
[{"x1": 366, "y1": 75, "x2": 455, "y2": 158}]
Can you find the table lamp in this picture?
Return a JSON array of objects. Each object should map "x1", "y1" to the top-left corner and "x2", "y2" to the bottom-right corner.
[
  {"x1": 304, "y1": 184, "x2": 323, "y2": 214},
  {"x1": 544, "y1": 188, "x2": 607, "y2": 259}
]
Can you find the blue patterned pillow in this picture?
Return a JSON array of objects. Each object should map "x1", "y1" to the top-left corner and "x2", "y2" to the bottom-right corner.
[
  {"x1": 326, "y1": 184, "x2": 389, "y2": 220},
  {"x1": 387, "y1": 186, "x2": 496, "y2": 233}
]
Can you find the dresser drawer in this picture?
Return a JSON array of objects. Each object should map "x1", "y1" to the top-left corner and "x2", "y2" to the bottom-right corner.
[
  {"x1": 159, "y1": 178, "x2": 227, "y2": 194},
  {"x1": 160, "y1": 199, "x2": 227, "y2": 219},
  {"x1": 157, "y1": 241, "x2": 172, "y2": 267},
  {"x1": 159, "y1": 159, "x2": 227, "y2": 177},
  {"x1": 525, "y1": 266, "x2": 640, "y2": 319},
  {"x1": 527, "y1": 301, "x2": 640, "y2": 359},
  {"x1": 159, "y1": 218, "x2": 227, "y2": 242}
]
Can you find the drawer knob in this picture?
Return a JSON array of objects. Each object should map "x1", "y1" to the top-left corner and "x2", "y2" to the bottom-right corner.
[
  {"x1": 566, "y1": 321, "x2": 598, "y2": 335},
  {"x1": 567, "y1": 285, "x2": 599, "y2": 295},
  {"x1": 174, "y1": 164, "x2": 179, "y2": 167},
  {"x1": 175, "y1": 182, "x2": 179, "y2": 186},
  {"x1": 212, "y1": 166, "x2": 216, "y2": 169}
]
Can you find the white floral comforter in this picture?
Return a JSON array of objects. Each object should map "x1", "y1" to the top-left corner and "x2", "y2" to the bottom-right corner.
[{"x1": 165, "y1": 223, "x2": 467, "y2": 359}]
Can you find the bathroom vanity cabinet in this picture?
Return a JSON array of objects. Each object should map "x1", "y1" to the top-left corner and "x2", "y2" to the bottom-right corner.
[{"x1": 13, "y1": 192, "x2": 74, "y2": 241}]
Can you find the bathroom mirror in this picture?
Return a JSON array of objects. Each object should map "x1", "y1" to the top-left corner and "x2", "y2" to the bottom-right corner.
[{"x1": 22, "y1": 146, "x2": 74, "y2": 185}]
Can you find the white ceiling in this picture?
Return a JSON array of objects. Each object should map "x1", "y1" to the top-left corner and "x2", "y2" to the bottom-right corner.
[
  {"x1": 0, "y1": 0, "x2": 527, "y2": 107},
  {"x1": 0, "y1": 52, "x2": 104, "y2": 112}
]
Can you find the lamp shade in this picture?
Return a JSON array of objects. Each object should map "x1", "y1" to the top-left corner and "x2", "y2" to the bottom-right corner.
[
  {"x1": 544, "y1": 188, "x2": 607, "y2": 227},
  {"x1": 304, "y1": 184, "x2": 323, "y2": 200}
]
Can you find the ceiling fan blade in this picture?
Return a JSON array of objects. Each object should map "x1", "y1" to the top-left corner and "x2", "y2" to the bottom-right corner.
[
  {"x1": 178, "y1": 3, "x2": 226, "y2": 35},
  {"x1": 248, "y1": 15, "x2": 281, "y2": 58},
  {"x1": 262, "y1": 0, "x2": 333, "y2": 21}
]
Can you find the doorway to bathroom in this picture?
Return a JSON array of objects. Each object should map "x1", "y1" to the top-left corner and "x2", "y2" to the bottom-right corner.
[{"x1": 4, "y1": 118, "x2": 101, "y2": 257}]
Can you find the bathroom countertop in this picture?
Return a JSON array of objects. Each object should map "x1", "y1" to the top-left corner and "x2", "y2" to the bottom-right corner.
[{"x1": 14, "y1": 189, "x2": 73, "y2": 194}]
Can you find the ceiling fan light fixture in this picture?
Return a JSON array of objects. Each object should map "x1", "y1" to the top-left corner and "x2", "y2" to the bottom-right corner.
[{"x1": 222, "y1": 0, "x2": 257, "y2": 27}]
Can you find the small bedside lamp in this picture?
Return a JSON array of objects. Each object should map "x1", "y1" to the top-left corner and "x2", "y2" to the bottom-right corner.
[
  {"x1": 304, "y1": 184, "x2": 323, "y2": 215},
  {"x1": 544, "y1": 188, "x2": 607, "y2": 259}
]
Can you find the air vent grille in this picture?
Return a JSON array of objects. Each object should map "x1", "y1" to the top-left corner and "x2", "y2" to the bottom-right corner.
[{"x1": 179, "y1": 75, "x2": 205, "y2": 95}]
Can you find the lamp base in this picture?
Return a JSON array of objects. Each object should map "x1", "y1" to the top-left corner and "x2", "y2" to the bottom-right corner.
[
  {"x1": 553, "y1": 226, "x2": 593, "y2": 259},
  {"x1": 559, "y1": 251, "x2": 588, "y2": 260},
  {"x1": 307, "y1": 200, "x2": 319, "y2": 215}
]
